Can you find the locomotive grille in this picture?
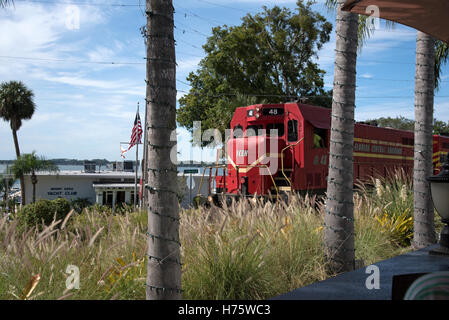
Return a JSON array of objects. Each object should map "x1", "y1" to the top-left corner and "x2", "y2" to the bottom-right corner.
[
  {"x1": 307, "y1": 173, "x2": 313, "y2": 187},
  {"x1": 315, "y1": 173, "x2": 322, "y2": 187}
]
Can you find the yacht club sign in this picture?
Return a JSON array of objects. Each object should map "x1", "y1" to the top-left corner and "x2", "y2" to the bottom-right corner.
[{"x1": 47, "y1": 187, "x2": 78, "y2": 196}]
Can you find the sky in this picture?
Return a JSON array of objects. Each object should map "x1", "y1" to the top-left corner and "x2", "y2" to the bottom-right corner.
[{"x1": 0, "y1": 0, "x2": 448, "y2": 163}]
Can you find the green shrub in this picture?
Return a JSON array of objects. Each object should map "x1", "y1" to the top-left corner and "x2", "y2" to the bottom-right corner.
[
  {"x1": 86, "y1": 203, "x2": 113, "y2": 214},
  {"x1": 356, "y1": 169, "x2": 413, "y2": 218},
  {"x1": 53, "y1": 198, "x2": 71, "y2": 217},
  {"x1": 70, "y1": 198, "x2": 92, "y2": 213},
  {"x1": 17, "y1": 198, "x2": 72, "y2": 229},
  {"x1": 375, "y1": 209, "x2": 414, "y2": 247}
]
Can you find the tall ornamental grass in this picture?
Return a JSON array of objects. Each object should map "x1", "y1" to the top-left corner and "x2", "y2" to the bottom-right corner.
[{"x1": 0, "y1": 175, "x2": 413, "y2": 300}]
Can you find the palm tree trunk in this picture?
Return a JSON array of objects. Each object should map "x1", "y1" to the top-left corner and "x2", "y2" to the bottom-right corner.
[
  {"x1": 145, "y1": 0, "x2": 181, "y2": 299},
  {"x1": 413, "y1": 31, "x2": 436, "y2": 249},
  {"x1": 324, "y1": 0, "x2": 358, "y2": 273},
  {"x1": 31, "y1": 171, "x2": 36, "y2": 203},
  {"x1": 12, "y1": 128, "x2": 25, "y2": 206},
  {"x1": 32, "y1": 182, "x2": 36, "y2": 203}
]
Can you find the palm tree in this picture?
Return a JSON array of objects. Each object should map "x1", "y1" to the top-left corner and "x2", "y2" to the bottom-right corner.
[
  {"x1": 409, "y1": 39, "x2": 448, "y2": 249},
  {"x1": 412, "y1": 32, "x2": 437, "y2": 249},
  {"x1": 145, "y1": 0, "x2": 181, "y2": 299},
  {"x1": 10, "y1": 152, "x2": 58, "y2": 204},
  {"x1": 0, "y1": 81, "x2": 36, "y2": 205},
  {"x1": 323, "y1": 0, "x2": 398, "y2": 273},
  {"x1": 323, "y1": 0, "x2": 359, "y2": 273}
]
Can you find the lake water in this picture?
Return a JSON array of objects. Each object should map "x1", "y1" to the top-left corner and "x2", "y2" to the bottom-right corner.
[{"x1": 0, "y1": 164, "x2": 220, "y2": 174}]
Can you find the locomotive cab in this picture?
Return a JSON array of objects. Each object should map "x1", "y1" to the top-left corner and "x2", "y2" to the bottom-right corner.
[{"x1": 213, "y1": 102, "x2": 332, "y2": 200}]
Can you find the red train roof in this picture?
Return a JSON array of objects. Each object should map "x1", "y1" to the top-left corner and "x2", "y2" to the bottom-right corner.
[{"x1": 296, "y1": 103, "x2": 331, "y2": 129}]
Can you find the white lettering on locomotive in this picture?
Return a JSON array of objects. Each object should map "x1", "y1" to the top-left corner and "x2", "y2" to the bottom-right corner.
[{"x1": 237, "y1": 150, "x2": 248, "y2": 157}]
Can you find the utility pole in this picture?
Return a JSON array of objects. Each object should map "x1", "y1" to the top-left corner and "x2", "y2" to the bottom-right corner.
[{"x1": 145, "y1": 0, "x2": 181, "y2": 299}]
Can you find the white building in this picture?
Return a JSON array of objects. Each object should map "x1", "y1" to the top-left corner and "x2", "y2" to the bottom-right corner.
[
  {"x1": 23, "y1": 170, "x2": 138, "y2": 209},
  {"x1": 22, "y1": 163, "x2": 210, "y2": 209}
]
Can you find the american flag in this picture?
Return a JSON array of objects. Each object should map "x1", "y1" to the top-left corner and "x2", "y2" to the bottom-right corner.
[{"x1": 121, "y1": 112, "x2": 143, "y2": 158}]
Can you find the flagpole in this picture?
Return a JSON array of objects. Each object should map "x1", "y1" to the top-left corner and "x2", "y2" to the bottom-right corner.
[{"x1": 135, "y1": 102, "x2": 139, "y2": 209}]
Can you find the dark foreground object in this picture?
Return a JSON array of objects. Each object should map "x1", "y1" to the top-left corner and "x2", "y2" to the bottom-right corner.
[{"x1": 272, "y1": 244, "x2": 449, "y2": 300}]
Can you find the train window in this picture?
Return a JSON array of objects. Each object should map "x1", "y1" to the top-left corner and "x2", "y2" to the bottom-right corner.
[
  {"x1": 287, "y1": 120, "x2": 298, "y2": 142},
  {"x1": 313, "y1": 128, "x2": 327, "y2": 148},
  {"x1": 402, "y1": 137, "x2": 414, "y2": 146},
  {"x1": 443, "y1": 142, "x2": 449, "y2": 149},
  {"x1": 233, "y1": 125, "x2": 243, "y2": 138},
  {"x1": 246, "y1": 125, "x2": 263, "y2": 137},
  {"x1": 266, "y1": 123, "x2": 285, "y2": 137},
  {"x1": 441, "y1": 154, "x2": 448, "y2": 163}
]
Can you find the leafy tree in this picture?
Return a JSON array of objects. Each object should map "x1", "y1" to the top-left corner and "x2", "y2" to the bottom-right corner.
[
  {"x1": 10, "y1": 152, "x2": 59, "y2": 203},
  {"x1": 0, "y1": 81, "x2": 36, "y2": 205},
  {"x1": 177, "y1": 1, "x2": 333, "y2": 139},
  {"x1": 433, "y1": 119, "x2": 449, "y2": 135},
  {"x1": 366, "y1": 116, "x2": 414, "y2": 131},
  {"x1": 366, "y1": 116, "x2": 449, "y2": 134}
]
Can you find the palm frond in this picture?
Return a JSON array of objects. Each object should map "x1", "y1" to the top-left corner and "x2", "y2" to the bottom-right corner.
[
  {"x1": 9, "y1": 152, "x2": 59, "y2": 178},
  {"x1": 434, "y1": 40, "x2": 449, "y2": 91},
  {"x1": 324, "y1": 0, "x2": 339, "y2": 11},
  {"x1": 324, "y1": 0, "x2": 396, "y2": 52},
  {"x1": 357, "y1": 16, "x2": 397, "y2": 52},
  {"x1": 0, "y1": 0, "x2": 13, "y2": 8}
]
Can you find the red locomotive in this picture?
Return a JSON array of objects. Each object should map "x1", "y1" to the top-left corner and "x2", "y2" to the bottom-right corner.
[{"x1": 203, "y1": 102, "x2": 449, "y2": 201}]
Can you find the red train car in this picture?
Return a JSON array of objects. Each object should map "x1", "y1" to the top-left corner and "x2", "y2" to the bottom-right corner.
[{"x1": 211, "y1": 103, "x2": 449, "y2": 199}]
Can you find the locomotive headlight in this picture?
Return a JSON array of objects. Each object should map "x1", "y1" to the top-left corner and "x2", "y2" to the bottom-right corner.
[
  {"x1": 247, "y1": 109, "x2": 255, "y2": 117},
  {"x1": 255, "y1": 113, "x2": 260, "y2": 119}
]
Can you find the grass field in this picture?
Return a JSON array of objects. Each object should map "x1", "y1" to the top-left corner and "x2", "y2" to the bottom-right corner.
[{"x1": 0, "y1": 172, "x2": 426, "y2": 300}]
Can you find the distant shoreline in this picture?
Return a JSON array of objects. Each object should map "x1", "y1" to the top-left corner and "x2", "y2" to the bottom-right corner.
[
  {"x1": 0, "y1": 159, "x2": 111, "y2": 166},
  {"x1": 0, "y1": 159, "x2": 222, "y2": 167}
]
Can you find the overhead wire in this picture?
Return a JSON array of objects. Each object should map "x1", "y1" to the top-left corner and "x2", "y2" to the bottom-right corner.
[
  {"x1": 13, "y1": 0, "x2": 141, "y2": 7},
  {"x1": 4, "y1": 0, "x2": 448, "y2": 94},
  {"x1": 1, "y1": 54, "x2": 446, "y2": 86},
  {"x1": 190, "y1": 0, "x2": 249, "y2": 13}
]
